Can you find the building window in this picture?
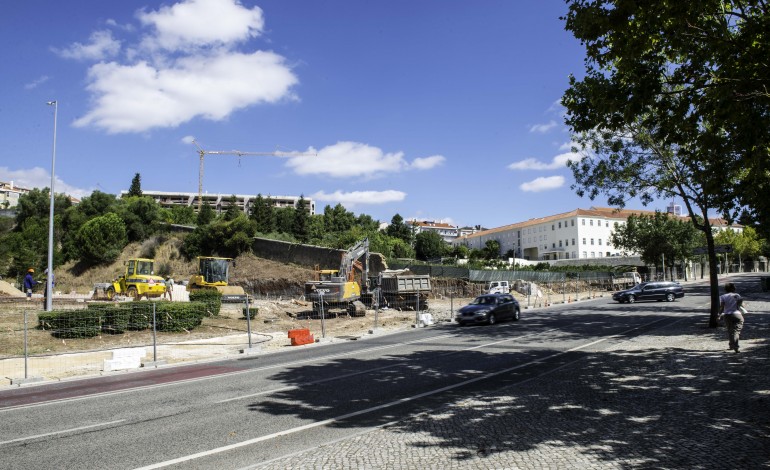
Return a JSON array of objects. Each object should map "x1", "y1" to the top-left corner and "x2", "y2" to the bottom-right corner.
[
  {"x1": 572, "y1": 220, "x2": 575, "y2": 227},
  {"x1": 591, "y1": 251, "x2": 595, "y2": 258},
  {"x1": 572, "y1": 238, "x2": 575, "y2": 245},
  {"x1": 606, "y1": 221, "x2": 609, "y2": 227},
  {"x1": 552, "y1": 224, "x2": 555, "y2": 230},
  {"x1": 559, "y1": 240, "x2": 563, "y2": 247},
  {"x1": 552, "y1": 243, "x2": 556, "y2": 248},
  {"x1": 581, "y1": 219, "x2": 585, "y2": 226},
  {"x1": 558, "y1": 222, "x2": 562, "y2": 229},
  {"x1": 590, "y1": 219, "x2": 594, "y2": 226},
  {"x1": 598, "y1": 252, "x2": 603, "y2": 257},
  {"x1": 582, "y1": 251, "x2": 587, "y2": 258},
  {"x1": 598, "y1": 239, "x2": 602, "y2": 245},
  {"x1": 582, "y1": 238, "x2": 586, "y2": 245},
  {"x1": 591, "y1": 238, "x2": 594, "y2": 245},
  {"x1": 565, "y1": 252, "x2": 570, "y2": 259}
]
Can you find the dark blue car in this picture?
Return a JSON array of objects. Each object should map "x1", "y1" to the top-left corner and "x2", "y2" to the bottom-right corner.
[{"x1": 456, "y1": 293, "x2": 521, "y2": 325}]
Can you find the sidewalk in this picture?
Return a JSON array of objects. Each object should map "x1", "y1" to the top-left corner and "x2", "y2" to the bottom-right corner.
[{"x1": 258, "y1": 282, "x2": 770, "y2": 469}]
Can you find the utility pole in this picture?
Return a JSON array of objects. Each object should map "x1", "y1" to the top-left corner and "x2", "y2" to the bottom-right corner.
[{"x1": 192, "y1": 140, "x2": 315, "y2": 212}]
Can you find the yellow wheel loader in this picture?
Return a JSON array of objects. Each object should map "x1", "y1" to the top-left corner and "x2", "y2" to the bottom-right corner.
[
  {"x1": 187, "y1": 256, "x2": 247, "y2": 302},
  {"x1": 106, "y1": 258, "x2": 166, "y2": 301}
]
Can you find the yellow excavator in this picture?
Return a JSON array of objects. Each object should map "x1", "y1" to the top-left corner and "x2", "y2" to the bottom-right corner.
[
  {"x1": 187, "y1": 256, "x2": 247, "y2": 302},
  {"x1": 304, "y1": 238, "x2": 369, "y2": 316}
]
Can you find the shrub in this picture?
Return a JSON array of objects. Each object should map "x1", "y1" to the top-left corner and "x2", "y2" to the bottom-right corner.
[
  {"x1": 188, "y1": 290, "x2": 222, "y2": 316},
  {"x1": 38, "y1": 310, "x2": 102, "y2": 338},
  {"x1": 154, "y1": 302, "x2": 207, "y2": 332},
  {"x1": 243, "y1": 306, "x2": 258, "y2": 320}
]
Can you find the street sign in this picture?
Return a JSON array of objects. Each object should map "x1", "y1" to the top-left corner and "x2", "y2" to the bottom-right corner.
[{"x1": 693, "y1": 244, "x2": 733, "y2": 255}]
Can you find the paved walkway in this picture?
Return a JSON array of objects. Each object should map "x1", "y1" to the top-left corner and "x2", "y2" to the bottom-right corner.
[{"x1": 257, "y1": 278, "x2": 770, "y2": 469}]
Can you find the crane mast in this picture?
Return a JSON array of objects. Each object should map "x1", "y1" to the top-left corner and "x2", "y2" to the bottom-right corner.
[{"x1": 192, "y1": 139, "x2": 314, "y2": 212}]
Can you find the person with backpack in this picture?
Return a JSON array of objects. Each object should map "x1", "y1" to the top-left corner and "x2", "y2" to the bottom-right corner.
[{"x1": 719, "y1": 282, "x2": 745, "y2": 353}]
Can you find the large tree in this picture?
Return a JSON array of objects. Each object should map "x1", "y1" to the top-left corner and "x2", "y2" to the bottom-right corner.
[
  {"x1": 610, "y1": 212, "x2": 700, "y2": 279},
  {"x1": 562, "y1": 0, "x2": 770, "y2": 327}
]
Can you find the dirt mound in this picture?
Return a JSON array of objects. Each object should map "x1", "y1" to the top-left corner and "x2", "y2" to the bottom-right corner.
[{"x1": 0, "y1": 279, "x2": 24, "y2": 297}]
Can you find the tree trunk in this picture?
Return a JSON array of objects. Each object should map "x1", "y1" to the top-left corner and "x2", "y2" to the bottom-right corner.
[{"x1": 705, "y1": 228, "x2": 720, "y2": 328}]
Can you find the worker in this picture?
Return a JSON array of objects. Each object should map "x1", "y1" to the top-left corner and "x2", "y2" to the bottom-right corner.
[
  {"x1": 23, "y1": 268, "x2": 37, "y2": 301},
  {"x1": 165, "y1": 276, "x2": 174, "y2": 301}
]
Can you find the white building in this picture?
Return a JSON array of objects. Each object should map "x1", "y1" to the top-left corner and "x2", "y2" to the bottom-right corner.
[
  {"x1": 453, "y1": 206, "x2": 741, "y2": 261},
  {"x1": 406, "y1": 220, "x2": 461, "y2": 243},
  {"x1": 0, "y1": 181, "x2": 29, "y2": 209},
  {"x1": 125, "y1": 190, "x2": 315, "y2": 216}
]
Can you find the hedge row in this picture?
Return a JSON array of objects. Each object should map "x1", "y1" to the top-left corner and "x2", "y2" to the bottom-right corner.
[
  {"x1": 37, "y1": 302, "x2": 209, "y2": 338},
  {"x1": 188, "y1": 290, "x2": 222, "y2": 316}
]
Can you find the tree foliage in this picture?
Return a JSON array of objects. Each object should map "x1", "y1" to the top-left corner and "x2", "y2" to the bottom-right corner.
[
  {"x1": 414, "y1": 231, "x2": 447, "y2": 261},
  {"x1": 610, "y1": 212, "x2": 699, "y2": 272},
  {"x1": 128, "y1": 173, "x2": 142, "y2": 197},
  {"x1": 75, "y1": 213, "x2": 128, "y2": 265},
  {"x1": 562, "y1": 0, "x2": 770, "y2": 326}
]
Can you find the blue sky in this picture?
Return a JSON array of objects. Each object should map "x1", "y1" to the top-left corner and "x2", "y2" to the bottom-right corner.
[{"x1": 0, "y1": 0, "x2": 663, "y2": 229}]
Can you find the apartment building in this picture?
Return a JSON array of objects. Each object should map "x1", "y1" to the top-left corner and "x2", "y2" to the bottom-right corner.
[
  {"x1": 0, "y1": 181, "x2": 29, "y2": 209},
  {"x1": 453, "y1": 206, "x2": 740, "y2": 261},
  {"x1": 129, "y1": 190, "x2": 315, "y2": 216},
  {"x1": 406, "y1": 220, "x2": 464, "y2": 243}
]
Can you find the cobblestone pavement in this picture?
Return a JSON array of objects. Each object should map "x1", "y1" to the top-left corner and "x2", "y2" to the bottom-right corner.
[{"x1": 256, "y1": 281, "x2": 770, "y2": 469}]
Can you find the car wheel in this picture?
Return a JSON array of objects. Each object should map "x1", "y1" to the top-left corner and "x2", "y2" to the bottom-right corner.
[
  {"x1": 627, "y1": 295, "x2": 636, "y2": 304},
  {"x1": 488, "y1": 313, "x2": 496, "y2": 325},
  {"x1": 513, "y1": 309, "x2": 520, "y2": 321},
  {"x1": 666, "y1": 293, "x2": 675, "y2": 302},
  {"x1": 106, "y1": 286, "x2": 115, "y2": 300}
]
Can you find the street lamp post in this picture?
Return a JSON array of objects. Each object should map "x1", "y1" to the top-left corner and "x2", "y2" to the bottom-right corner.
[{"x1": 45, "y1": 100, "x2": 57, "y2": 312}]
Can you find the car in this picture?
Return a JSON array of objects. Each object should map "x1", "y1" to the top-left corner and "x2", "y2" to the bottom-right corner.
[
  {"x1": 612, "y1": 281, "x2": 685, "y2": 303},
  {"x1": 456, "y1": 293, "x2": 521, "y2": 325}
]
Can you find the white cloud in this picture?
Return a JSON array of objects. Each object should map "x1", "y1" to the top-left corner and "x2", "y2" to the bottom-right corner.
[
  {"x1": 0, "y1": 167, "x2": 91, "y2": 199},
  {"x1": 410, "y1": 155, "x2": 445, "y2": 170},
  {"x1": 519, "y1": 175, "x2": 565, "y2": 192},
  {"x1": 137, "y1": 0, "x2": 265, "y2": 52},
  {"x1": 64, "y1": 0, "x2": 296, "y2": 134},
  {"x1": 53, "y1": 30, "x2": 121, "y2": 61},
  {"x1": 74, "y1": 51, "x2": 297, "y2": 133},
  {"x1": 286, "y1": 142, "x2": 407, "y2": 178},
  {"x1": 311, "y1": 189, "x2": 407, "y2": 206},
  {"x1": 508, "y1": 151, "x2": 579, "y2": 170},
  {"x1": 24, "y1": 75, "x2": 50, "y2": 90},
  {"x1": 528, "y1": 120, "x2": 557, "y2": 134}
]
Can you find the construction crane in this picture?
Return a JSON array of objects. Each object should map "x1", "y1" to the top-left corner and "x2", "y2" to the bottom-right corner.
[{"x1": 192, "y1": 139, "x2": 314, "y2": 211}]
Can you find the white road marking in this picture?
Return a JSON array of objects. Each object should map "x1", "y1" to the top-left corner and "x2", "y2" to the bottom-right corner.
[
  {"x1": 135, "y1": 316, "x2": 673, "y2": 469},
  {"x1": 0, "y1": 420, "x2": 124, "y2": 446}
]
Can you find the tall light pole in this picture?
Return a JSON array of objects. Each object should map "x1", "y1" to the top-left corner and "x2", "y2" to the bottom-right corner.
[{"x1": 45, "y1": 100, "x2": 57, "y2": 312}]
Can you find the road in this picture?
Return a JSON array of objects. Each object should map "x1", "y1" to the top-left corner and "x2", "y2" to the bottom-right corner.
[{"x1": 0, "y1": 281, "x2": 750, "y2": 469}]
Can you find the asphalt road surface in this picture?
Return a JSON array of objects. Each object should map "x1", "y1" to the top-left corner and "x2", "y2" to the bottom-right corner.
[{"x1": 0, "y1": 283, "x2": 723, "y2": 469}]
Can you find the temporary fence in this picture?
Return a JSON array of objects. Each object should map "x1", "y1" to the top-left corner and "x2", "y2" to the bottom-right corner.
[{"x1": 0, "y1": 297, "x2": 270, "y2": 385}]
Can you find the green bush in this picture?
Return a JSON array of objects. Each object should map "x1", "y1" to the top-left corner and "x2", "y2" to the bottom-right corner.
[
  {"x1": 243, "y1": 306, "x2": 258, "y2": 320},
  {"x1": 154, "y1": 302, "x2": 207, "y2": 332},
  {"x1": 87, "y1": 303, "x2": 152, "y2": 333},
  {"x1": 188, "y1": 290, "x2": 222, "y2": 316},
  {"x1": 38, "y1": 310, "x2": 102, "y2": 338}
]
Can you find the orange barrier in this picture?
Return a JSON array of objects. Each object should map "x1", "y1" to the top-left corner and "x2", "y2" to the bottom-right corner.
[{"x1": 288, "y1": 328, "x2": 314, "y2": 346}]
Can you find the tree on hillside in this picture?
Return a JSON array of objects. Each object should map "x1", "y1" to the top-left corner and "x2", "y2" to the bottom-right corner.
[
  {"x1": 323, "y1": 203, "x2": 355, "y2": 234},
  {"x1": 414, "y1": 231, "x2": 447, "y2": 261},
  {"x1": 75, "y1": 213, "x2": 128, "y2": 265},
  {"x1": 386, "y1": 214, "x2": 412, "y2": 244},
  {"x1": 222, "y1": 194, "x2": 241, "y2": 221},
  {"x1": 128, "y1": 173, "x2": 142, "y2": 197},
  {"x1": 249, "y1": 194, "x2": 275, "y2": 233},
  {"x1": 292, "y1": 196, "x2": 310, "y2": 243},
  {"x1": 562, "y1": 0, "x2": 770, "y2": 327},
  {"x1": 114, "y1": 196, "x2": 162, "y2": 242},
  {"x1": 197, "y1": 201, "x2": 216, "y2": 226}
]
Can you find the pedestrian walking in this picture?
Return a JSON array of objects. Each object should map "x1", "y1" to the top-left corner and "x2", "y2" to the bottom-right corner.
[
  {"x1": 165, "y1": 276, "x2": 174, "y2": 301},
  {"x1": 23, "y1": 268, "x2": 37, "y2": 300},
  {"x1": 719, "y1": 282, "x2": 745, "y2": 353}
]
